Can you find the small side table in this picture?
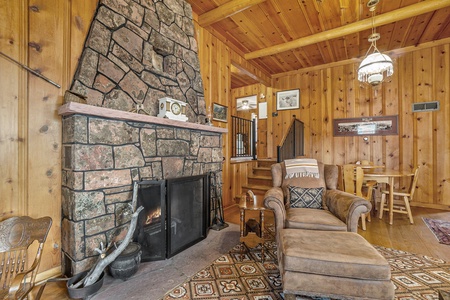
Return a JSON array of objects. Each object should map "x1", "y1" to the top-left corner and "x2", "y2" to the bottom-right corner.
[{"x1": 239, "y1": 195, "x2": 266, "y2": 262}]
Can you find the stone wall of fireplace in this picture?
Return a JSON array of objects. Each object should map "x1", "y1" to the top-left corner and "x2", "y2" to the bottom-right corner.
[
  {"x1": 60, "y1": 0, "x2": 223, "y2": 275},
  {"x1": 61, "y1": 113, "x2": 223, "y2": 274},
  {"x1": 71, "y1": 0, "x2": 206, "y2": 123}
]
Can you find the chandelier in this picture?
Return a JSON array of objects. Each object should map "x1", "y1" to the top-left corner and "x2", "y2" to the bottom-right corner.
[{"x1": 358, "y1": 0, "x2": 393, "y2": 86}]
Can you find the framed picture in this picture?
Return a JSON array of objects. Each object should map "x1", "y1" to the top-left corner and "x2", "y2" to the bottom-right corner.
[
  {"x1": 212, "y1": 103, "x2": 228, "y2": 122},
  {"x1": 276, "y1": 89, "x2": 300, "y2": 110},
  {"x1": 236, "y1": 95, "x2": 257, "y2": 111},
  {"x1": 333, "y1": 115, "x2": 398, "y2": 137}
]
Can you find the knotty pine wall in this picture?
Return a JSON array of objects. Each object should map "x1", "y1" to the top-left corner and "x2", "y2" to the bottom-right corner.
[
  {"x1": 0, "y1": 0, "x2": 98, "y2": 277},
  {"x1": 194, "y1": 18, "x2": 450, "y2": 209},
  {"x1": 194, "y1": 20, "x2": 272, "y2": 207},
  {"x1": 268, "y1": 40, "x2": 450, "y2": 209}
]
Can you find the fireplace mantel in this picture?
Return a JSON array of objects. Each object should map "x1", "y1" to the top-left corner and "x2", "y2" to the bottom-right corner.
[{"x1": 59, "y1": 102, "x2": 227, "y2": 134}]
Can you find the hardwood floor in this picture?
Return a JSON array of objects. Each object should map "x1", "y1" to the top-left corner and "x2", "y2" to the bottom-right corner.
[
  {"x1": 34, "y1": 205, "x2": 449, "y2": 299},
  {"x1": 223, "y1": 204, "x2": 450, "y2": 261}
]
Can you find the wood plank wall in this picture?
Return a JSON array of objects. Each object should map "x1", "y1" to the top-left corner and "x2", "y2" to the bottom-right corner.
[
  {"x1": 269, "y1": 41, "x2": 450, "y2": 209},
  {"x1": 195, "y1": 14, "x2": 450, "y2": 210},
  {"x1": 0, "y1": 0, "x2": 98, "y2": 276},
  {"x1": 194, "y1": 19, "x2": 272, "y2": 208}
]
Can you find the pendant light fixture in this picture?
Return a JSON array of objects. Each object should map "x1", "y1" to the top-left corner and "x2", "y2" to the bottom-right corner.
[{"x1": 358, "y1": 0, "x2": 393, "y2": 86}]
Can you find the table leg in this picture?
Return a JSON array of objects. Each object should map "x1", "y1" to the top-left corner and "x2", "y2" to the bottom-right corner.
[
  {"x1": 389, "y1": 178, "x2": 394, "y2": 225},
  {"x1": 260, "y1": 209, "x2": 265, "y2": 263},
  {"x1": 240, "y1": 208, "x2": 245, "y2": 260}
]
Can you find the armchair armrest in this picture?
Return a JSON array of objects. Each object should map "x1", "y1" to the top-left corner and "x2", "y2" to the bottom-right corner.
[
  {"x1": 263, "y1": 187, "x2": 286, "y2": 240},
  {"x1": 325, "y1": 189, "x2": 372, "y2": 232}
]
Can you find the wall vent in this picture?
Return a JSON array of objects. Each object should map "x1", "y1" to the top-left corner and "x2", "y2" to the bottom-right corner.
[{"x1": 412, "y1": 101, "x2": 439, "y2": 112}]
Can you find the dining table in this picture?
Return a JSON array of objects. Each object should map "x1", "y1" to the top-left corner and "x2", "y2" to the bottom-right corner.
[
  {"x1": 362, "y1": 169, "x2": 415, "y2": 225},
  {"x1": 352, "y1": 164, "x2": 385, "y2": 170}
]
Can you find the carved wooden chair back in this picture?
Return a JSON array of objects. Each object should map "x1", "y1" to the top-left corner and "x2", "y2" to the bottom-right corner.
[
  {"x1": 360, "y1": 160, "x2": 374, "y2": 166},
  {"x1": 0, "y1": 216, "x2": 52, "y2": 300}
]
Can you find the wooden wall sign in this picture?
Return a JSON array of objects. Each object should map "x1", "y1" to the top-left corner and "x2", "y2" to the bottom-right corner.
[{"x1": 333, "y1": 115, "x2": 398, "y2": 137}]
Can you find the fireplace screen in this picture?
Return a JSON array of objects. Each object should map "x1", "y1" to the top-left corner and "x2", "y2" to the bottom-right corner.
[{"x1": 135, "y1": 174, "x2": 209, "y2": 261}]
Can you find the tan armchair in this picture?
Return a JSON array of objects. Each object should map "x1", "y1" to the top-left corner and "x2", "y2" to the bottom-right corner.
[
  {"x1": 0, "y1": 216, "x2": 52, "y2": 300},
  {"x1": 264, "y1": 161, "x2": 371, "y2": 240}
]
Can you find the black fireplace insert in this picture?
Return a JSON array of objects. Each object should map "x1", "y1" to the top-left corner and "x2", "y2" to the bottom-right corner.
[{"x1": 134, "y1": 174, "x2": 209, "y2": 261}]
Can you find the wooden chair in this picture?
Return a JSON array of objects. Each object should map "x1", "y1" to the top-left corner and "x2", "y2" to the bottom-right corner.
[
  {"x1": 360, "y1": 160, "x2": 374, "y2": 166},
  {"x1": 343, "y1": 165, "x2": 377, "y2": 231},
  {"x1": 379, "y1": 167, "x2": 420, "y2": 224},
  {"x1": 0, "y1": 216, "x2": 52, "y2": 300}
]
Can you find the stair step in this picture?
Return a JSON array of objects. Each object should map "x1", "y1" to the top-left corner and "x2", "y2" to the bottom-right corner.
[
  {"x1": 248, "y1": 175, "x2": 272, "y2": 186},
  {"x1": 237, "y1": 159, "x2": 276, "y2": 206},
  {"x1": 242, "y1": 184, "x2": 271, "y2": 194},
  {"x1": 257, "y1": 159, "x2": 277, "y2": 168},
  {"x1": 252, "y1": 167, "x2": 272, "y2": 177}
]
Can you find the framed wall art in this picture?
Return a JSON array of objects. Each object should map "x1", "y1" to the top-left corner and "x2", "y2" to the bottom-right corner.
[
  {"x1": 212, "y1": 103, "x2": 228, "y2": 122},
  {"x1": 236, "y1": 95, "x2": 257, "y2": 111},
  {"x1": 333, "y1": 115, "x2": 398, "y2": 137},
  {"x1": 276, "y1": 89, "x2": 300, "y2": 110}
]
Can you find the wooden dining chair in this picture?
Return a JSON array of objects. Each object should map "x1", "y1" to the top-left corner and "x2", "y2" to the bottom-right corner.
[
  {"x1": 379, "y1": 167, "x2": 420, "y2": 224},
  {"x1": 343, "y1": 165, "x2": 377, "y2": 230},
  {"x1": 0, "y1": 216, "x2": 52, "y2": 300},
  {"x1": 360, "y1": 160, "x2": 374, "y2": 166}
]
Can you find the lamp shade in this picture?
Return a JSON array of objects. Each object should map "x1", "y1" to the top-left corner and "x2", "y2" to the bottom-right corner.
[{"x1": 358, "y1": 52, "x2": 393, "y2": 85}]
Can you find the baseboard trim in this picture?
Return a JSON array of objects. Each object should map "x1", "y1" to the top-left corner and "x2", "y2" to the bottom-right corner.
[
  {"x1": 224, "y1": 203, "x2": 239, "y2": 211},
  {"x1": 36, "y1": 267, "x2": 63, "y2": 284},
  {"x1": 410, "y1": 202, "x2": 450, "y2": 211}
]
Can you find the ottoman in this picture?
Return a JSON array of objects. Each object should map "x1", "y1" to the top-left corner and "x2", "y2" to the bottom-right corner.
[{"x1": 279, "y1": 229, "x2": 394, "y2": 300}]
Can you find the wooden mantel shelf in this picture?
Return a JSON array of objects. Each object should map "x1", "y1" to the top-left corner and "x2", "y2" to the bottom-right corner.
[{"x1": 58, "y1": 102, "x2": 228, "y2": 134}]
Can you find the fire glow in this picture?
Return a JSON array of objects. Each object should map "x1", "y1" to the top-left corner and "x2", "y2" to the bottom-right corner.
[{"x1": 145, "y1": 208, "x2": 161, "y2": 225}]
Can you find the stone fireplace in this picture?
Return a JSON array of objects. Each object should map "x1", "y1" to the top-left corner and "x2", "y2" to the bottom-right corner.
[{"x1": 60, "y1": 0, "x2": 226, "y2": 275}]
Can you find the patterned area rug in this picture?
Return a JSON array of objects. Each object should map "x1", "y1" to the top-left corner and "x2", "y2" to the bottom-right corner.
[
  {"x1": 423, "y1": 218, "x2": 450, "y2": 245},
  {"x1": 162, "y1": 226, "x2": 450, "y2": 300}
]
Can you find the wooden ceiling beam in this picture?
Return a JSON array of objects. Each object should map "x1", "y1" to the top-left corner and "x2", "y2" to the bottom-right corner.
[
  {"x1": 245, "y1": 0, "x2": 450, "y2": 60},
  {"x1": 231, "y1": 61, "x2": 271, "y2": 86},
  {"x1": 199, "y1": 0, "x2": 266, "y2": 27}
]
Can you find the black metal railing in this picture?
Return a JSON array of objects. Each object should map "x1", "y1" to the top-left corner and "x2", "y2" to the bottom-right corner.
[
  {"x1": 231, "y1": 116, "x2": 256, "y2": 159},
  {"x1": 277, "y1": 118, "x2": 304, "y2": 162}
]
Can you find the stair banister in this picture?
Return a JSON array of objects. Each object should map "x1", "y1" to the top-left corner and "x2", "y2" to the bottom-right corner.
[{"x1": 277, "y1": 117, "x2": 304, "y2": 162}]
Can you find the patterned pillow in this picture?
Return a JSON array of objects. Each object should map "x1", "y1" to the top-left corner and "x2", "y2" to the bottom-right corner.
[{"x1": 288, "y1": 185, "x2": 324, "y2": 209}]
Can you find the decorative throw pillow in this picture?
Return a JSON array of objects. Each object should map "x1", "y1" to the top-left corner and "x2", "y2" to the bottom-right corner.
[{"x1": 288, "y1": 185, "x2": 324, "y2": 209}]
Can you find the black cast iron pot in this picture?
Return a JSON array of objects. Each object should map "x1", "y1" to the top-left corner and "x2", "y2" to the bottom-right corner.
[{"x1": 109, "y1": 242, "x2": 142, "y2": 280}]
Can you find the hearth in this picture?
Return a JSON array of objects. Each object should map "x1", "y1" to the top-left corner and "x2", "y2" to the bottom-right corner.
[{"x1": 134, "y1": 174, "x2": 209, "y2": 261}]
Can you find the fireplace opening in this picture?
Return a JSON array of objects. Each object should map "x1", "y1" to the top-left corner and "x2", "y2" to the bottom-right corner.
[{"x1": 134, "y1": 174, "x2": 209, "y2": 261}]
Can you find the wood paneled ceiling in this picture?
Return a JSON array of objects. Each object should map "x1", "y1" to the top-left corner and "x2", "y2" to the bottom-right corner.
[{"x1": 186, "y1": 0, "x2": 450, "y2": 87}]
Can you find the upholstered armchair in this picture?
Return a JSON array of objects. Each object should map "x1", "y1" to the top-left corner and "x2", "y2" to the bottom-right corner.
[{"x1": 264, "y1": 161, "x2": 371, "y2": 240}]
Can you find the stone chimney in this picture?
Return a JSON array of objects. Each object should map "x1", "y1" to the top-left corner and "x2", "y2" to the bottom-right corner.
[
  {"x1": 70, "y1": 0, "x2": 206, "y2": 123},
  {"x1": 60, "y1": 0, "x2": 225, "y2": 275}
]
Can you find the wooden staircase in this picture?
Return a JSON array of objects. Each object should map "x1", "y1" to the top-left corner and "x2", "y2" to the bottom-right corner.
[{"x1": 241, "y1": 159, "x2": 277, "y2": 202}]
